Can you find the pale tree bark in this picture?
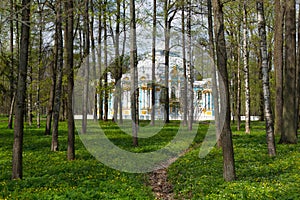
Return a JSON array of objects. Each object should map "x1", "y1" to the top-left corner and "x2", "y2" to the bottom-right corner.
[
  {"x1": 236, "y1": 46, "x2": 241, "y2": 131},
  {"x1": 181, "y1": 0, "x2": 187, "y2": 127},
  {"x1": 12, "y1": 0, "x2": 30, "y2": 180},
  {"x1": 51, "y1": 0, "x2": 64, "y2": 151},
  {"x1": 130, "y1": 0, "x2": 138, "y2": 147},
  {"x1": 82, "y1": 0, "x2": 90, "y2": 133},
  {"x1": 281, "y1": 0, "x2": 298, "y2": 144},
  {"x1": 65, "y1": 0, "x2": 75, "y2": 160},
  {"x1": 274, "y1": 0, "x2": 284, "y2": 136},
  {"x1": 187, "y1": 0, "x2": 193, "y2": 131},
  {"x1": 212, "y1": 0, "x2": 236, "y2": 182},
  {"x1": 151, "y1": 0, "x2": 156, "y2": 126},
  {"x1": 243, "y1": 0, "x2": 250, "y2": 134},
  {"x1": 257, "y1": 0, "x2": 276, "y2": 156}
]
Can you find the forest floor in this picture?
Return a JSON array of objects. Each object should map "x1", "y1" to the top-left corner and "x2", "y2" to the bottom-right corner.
[{"x1": 0, "y1": 118, "x2": 299, "y2": 199}]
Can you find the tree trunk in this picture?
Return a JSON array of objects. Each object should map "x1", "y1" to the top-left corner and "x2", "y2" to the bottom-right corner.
[
  {"x1": 207, "y1": 0, "x2": 221, "y2": 145},
  {"x1": 82, "y1": 0, "x2": 90, "y2": 133},
  {"x1": 212, "y1": 0, "x2": 236, "y2": 182},
  {"x1": 187, "y1": 0, "x2": 193, "y2": 131},
  {"x1": 257, "y1": 0, "x2": 276, "y2": 156},
  {"x1": 90, "y1": 0, "x2": 97, "y2": 121},
  {"x1": 52, "y1": 0, "x2": 63, "y2": 151},
  {"x1": 45, "y1": 56, "x2": 57, "y2": 135},
  {"x1": 98, "y1": 2, "x2": 103, "y2": 121},
  {"x1": 281, "y1": 0, "x2": 298, "y2": 144},
  {"x1": 181, "y1": 0, "x2": 188, "y2": 127},
  {"x1": 164, "y1": 0, "x2": 170, "y2": 123},
  {"x1": 65, "y1": 0, "x2": 75, "y2": 160},
  {"x1": 243, "y1": 1, "x2": 250, "y2": 134},
  {"x1": 36, "y1": 4, "x2": 43, "y2": 129},
  {"x1": 151, "y1": 0, "x2": 156, "y2": 126},
  {"x1": 8, "y1": 94, "x2": 15, "y2": 129},
  {"x1": 8, "y1": 0, "x2": 14, "y2": 129},
  {"x1": 113, "y1": 0, "x2": 121, "y2": 122},
  {"x1": 130, "y1": 0, "x2": 138, "y2": 147},
  {"x1": 27, "y1": 64, "x2": 33, "y2": 126},
  {"x1": 12, "y1": 0, "x2": 30, "y2": 180},
  {"x1": 104, "y1": 0, "x2": 108, "y2": 121},
  {"x1": 236, "y1": 47, "x2": 241, "y2": 131}
]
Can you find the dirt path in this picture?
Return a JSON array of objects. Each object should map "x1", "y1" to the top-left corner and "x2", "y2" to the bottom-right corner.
[{"x1": 149, "y1": 168, "x2": 174, "y2": 200}]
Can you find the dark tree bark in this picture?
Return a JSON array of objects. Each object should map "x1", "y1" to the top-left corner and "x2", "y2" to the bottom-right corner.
[
  {"x1": 212, "y1": 0, "x2": 236, "y2": 182},
  {"x1": 52, "y1": 0, "x2": 64, "y2": 151},
  {"x1": 90, "y1": 0, "x2": 97, "y2": 121},
  {"x1": 281, "y1": 0, "x2": 298, "y2": 144},
  {"x1": 113, "y1": 0, "x2": 121, "y2": 122},
  {"x1": 12, "y1": 0, "x2": 30, "y2": 180},
  {"x1": 103, "y1": 0, "x2": 109, "y2": 121},
  {"x1": 8, "y1": 0, "x2": 15, "y2": 129},
  {"x1": 130, "y1": 0, "x2": 138, "y2": 147},
  {"x1": 151, "y1": 0, "x2": 157, "y2": 126},
  {"x1": 45, "y1": 56, "x2": 57, "y2": 135},
  {"x1": 82, "y1": 0, "x2": 90, "y2": 133},
  {"x1": 163, "y1": 0, "x2": 176, "y2": 123},
  {"x1": 257, "y1": 0, "x2": 276, "y2": 156},
  {"x1": 65, "y1": 0, "x2": 75, "y2": 160},
  {"x1": 98, "y1": 1, "x2": 103, "y2": 121}
]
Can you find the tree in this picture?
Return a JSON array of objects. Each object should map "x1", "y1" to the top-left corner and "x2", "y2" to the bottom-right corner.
[
  {"x1": 82, "y1": 0, "x2": 90, "y2": 133},
  {"x1": 187, "y1": 0, "x2": 193, "y2": 131},
  {"x1": 207, "y1": 0, "x2": 221, "y2": 145},
  {"x1": 181, "y1": 0, "x2": 188, "y2": 127},
  {"x1": 281, "y1": 0, "x2": 298, "y2": 144},
  {"x1": 113, "y1": 0, "x2": 121, "y2": 122},
  {"x1": 51, "y1": 0, "x2": 64, "y2": 151},
  {"x1": 98, "y1": 0, "x2": 103, "y2": 121},
  {"x1": 65, "y1": 0, "x2": 75, "y2": 160},
  {"x1": 256, "y1": 0, "x2": 276, "y2": 156},
  {"x1": 151, "y1": 0, "x2": 156, "y2": 126},
  {"x1": 212, "y1": 0, "x2": 236, "y2": 181},
  {"x1": 12, "y1": 0, "x2": 31, "y2": 179},
  {"x1": 243, "y1": 0, "x2": 250, "y2": 134},
  {"x1": 103, "y1": 0, "x2": 108, "y2": 121},
  {"x1": 130, "y1": 0, "x2": 138, "y2": 147},
  {"x1": 274, "y1": 0, "x2": 284, "y2": 136},
  {"x1": 163, "y1": 0, "x2": 177, "y2": 123},
  {"x1": 7, "y1": 0, "x2": 15, "y2": 129}
]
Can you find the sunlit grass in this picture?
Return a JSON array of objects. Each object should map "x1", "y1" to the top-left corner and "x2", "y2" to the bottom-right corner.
[{"x1": 1, "y1": 118, "x2": 299, "y2": 199}]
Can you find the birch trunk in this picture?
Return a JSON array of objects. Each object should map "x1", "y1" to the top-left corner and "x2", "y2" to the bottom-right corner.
[
  {"x1": 243, "y1": 1, "x2": 250, "y2": 134},
  {"x1": 257, "y1": 0, "x2": 276, "y2": 156}
]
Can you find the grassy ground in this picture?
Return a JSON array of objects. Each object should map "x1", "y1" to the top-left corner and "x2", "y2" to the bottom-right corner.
[{"x1": 0, "y1": 118, "x2": 299, "y2": 199}]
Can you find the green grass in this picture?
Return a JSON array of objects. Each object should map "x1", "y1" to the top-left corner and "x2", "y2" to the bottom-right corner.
[
  {"x1": 168, "y1": 121, "x2": 300, "y2": 199},
  {"x1": 0, "y1": 118, "x2": 299, "y2": 199}
]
